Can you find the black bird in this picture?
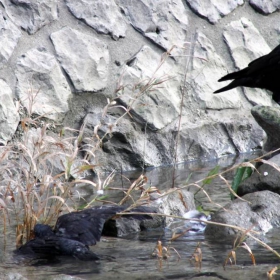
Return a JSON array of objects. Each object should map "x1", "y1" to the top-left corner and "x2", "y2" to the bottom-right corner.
[
  {"x1": 16, "y1": 224, "x2": 98, "y2": 261},
  {"x1": 214, "y1": 44, "x2": 280, "y2": 103},
  {"x1": 15, "y1": 205, "x2": 156, "y2": 261}
]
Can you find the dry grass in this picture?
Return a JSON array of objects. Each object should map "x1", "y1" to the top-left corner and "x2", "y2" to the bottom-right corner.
[{"x1": 0, "y1": 43, "x2": 279, "y2": 276}]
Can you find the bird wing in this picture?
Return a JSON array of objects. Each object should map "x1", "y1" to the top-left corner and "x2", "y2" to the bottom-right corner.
[
  {"x1": 54, "y1": 205, "x2": 156, "y2": 246},
  {"x1": 15, "y1": 237, "x2": 60, "y2": 258},
  {"x1": 15, "y1": 236, "x2": 99, "y2": 261}
]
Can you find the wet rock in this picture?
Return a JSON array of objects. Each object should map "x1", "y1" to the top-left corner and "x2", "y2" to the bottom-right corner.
[
  {"x1": 249, "y1": 0, "x2": 280, "y2": 14},
  {"x1": 102, "y1": 188, "x2": 195, "y2": 236},
  {"x1": 51, "y1": 27, "x2": 110, "y2": 93},
  {"x1": 251, "y1": 105, "x2": 280, "y2": 154},
  {"x1": 0, "y1": 10, "x2": 21, "y2": 68},
  {"x1": 15, "y1": 48, "x2": 72, "y2": 121},
  {"x1": 118, "y1": 0, "x2": 188, "y2": 54},
  {"x1": 205, "y1": 190, "x2": 280, "y2": 240},
  {"x1": 237, "y1": 154, "x2": 280, "y2": 196},
  {"x1": 65, "y1": 0, "x2": 127, "y2": 40},
  {"x1": 223, "y1": 118, "x2": 264, "y2": 153},
  {"x1": 1, "y1": 272, "x2": 28, "y2": 280},
  {"x1": 157, "y1": 188, "x2": 196, "y2": 225},
  {"x1": 103, "y1": 215, "x2": 163, "y2": 237},
  {"x1": 52, "y1": 276, "x2": 83, "y2": 280},
  {"x1": 221, "y1": 18, "x2": 273, "y2": 106},
  {"x1": 1, "y1": 0, "x2": 58, "y2": 34},
  {"x1": 185, "y1": 0, "x2": 244, "y2": 24},
  {"x1": 0, "y1": 79, "x2": 19, "y2": 144}
]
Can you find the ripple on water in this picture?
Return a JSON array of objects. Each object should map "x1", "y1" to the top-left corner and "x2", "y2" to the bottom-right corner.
[{"x1": 1, "y1": 152, "x2": 279, "y2": 280}]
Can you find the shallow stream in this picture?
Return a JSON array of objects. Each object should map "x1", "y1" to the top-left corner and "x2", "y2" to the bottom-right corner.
[{"x1": 1, "y1": 152, "x2": 280, "y2": 280}]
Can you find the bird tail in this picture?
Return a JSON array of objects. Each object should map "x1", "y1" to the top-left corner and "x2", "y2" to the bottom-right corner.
[
  {"x1": 214, "y1": 80, "x2": 240, "y2": 93},
  {"x1": 218, "y1": 68, "x2": 248, "y2": 82}
]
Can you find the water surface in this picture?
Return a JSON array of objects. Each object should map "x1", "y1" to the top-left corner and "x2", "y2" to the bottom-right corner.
[{"x1": 2, "y1": 152, "x2": 280, "y2": 280}]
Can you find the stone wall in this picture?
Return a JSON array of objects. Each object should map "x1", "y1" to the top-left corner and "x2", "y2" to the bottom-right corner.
[{"x1": 0, "y1": 0, "x2": 278, "y2": 172}]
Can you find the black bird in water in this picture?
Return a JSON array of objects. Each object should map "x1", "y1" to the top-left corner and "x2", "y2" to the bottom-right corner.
[
  {"x1": 15, "y1": 205, "x2": 156, "y2": 261},
  {"x1": 214, "y1": 44, "x2": 280, "y2": 103}
]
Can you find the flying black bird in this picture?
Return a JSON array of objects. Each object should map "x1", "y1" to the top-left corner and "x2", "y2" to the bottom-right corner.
[
  {"x1": 15, "y1": 205, "x2": 156, "y2": 261},
  {"x1": 214, "y1": 44, "x2": 280, "y2": 103}
]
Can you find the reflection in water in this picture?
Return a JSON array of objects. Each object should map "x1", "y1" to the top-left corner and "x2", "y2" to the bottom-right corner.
[{"x1": 2, "y1": 152, "x2": 280, "y2": 280}]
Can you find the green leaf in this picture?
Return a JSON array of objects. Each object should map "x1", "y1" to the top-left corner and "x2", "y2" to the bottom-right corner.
[
  {"x1": 202, "y1": 165, "x2": 220, "y2": 185},
  {"x1": 185, "y1": 172, "x2": 192, "y2": 184},
  {"x1": 231, "y1": 162, "x2": 253, "y2": 199}
]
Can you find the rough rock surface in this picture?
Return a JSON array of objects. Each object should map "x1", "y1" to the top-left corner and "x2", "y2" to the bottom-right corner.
[
  {"x1": 0, "y1": 79, "x2": 19, "y2": 144},
  {"x1": 15, "y1": 48, "x2": 72, "y2": 121},
  {"x1": 66, "y1": 0, "x2": 127, "y2": 40},
  {"x1": 51, "y1": 27, "x2": 110, "y2": 92},
  {"x1": 0, "y1": 10, "x2": 21, "y2": 68},
  {"x1": 118, "y1": 0, "x2": 188, "y2": 54},
  {"x1": 221, "y1": 18, "x2": 273, "y2": 106},
  {"x1": 237, "y1": 154, "x2": 280, "y2": 196},
  {"x1": 186, "y1": 0, "x2": 244, "y2": 23},
  {"x1": 205, "y1": 191, "x2": 280, "y2": 240},
  {"x1": 1, "y1": 0, "x2": 58, "y2": 34},
  {"x1": 118, "y1": 45, "x2": 181, "y2": 131},
  {"x1": 0, "y1": 0, "x2": 278, "y2": 169},
  {"x1": 189, "y1": 32, "x2": 242, "y2": 110},
  {"x1": 157, "y1": 188, "x2": 196, "y2": 225},
  {"x1": 249, "y1": 0, "x2": 280, "y2": 14},
  {"x1": 103, "y1": 214, "x2": 164, "y2": 237}
]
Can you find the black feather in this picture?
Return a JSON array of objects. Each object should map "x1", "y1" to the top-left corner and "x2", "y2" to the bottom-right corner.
[
  {"x1": 214, "y1": 44, "x2": 280, "y2": 103},
  {"x1": 15, "y1": 205, "x2": 156, "y2": 261}
]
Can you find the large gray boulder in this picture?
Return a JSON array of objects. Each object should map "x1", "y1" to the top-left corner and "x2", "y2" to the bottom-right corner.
[
  {"x1": 237, "y1": 154, "x2": 280, "y2": 196},
  {"x1": 205, "y1": 191, "x2": 280, "y2": 241}
]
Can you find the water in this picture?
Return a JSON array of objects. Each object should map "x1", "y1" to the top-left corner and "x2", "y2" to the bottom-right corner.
[{"x1": 1, "y1": 152, "x2": 280, "y2": 280}]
